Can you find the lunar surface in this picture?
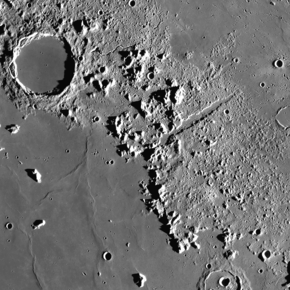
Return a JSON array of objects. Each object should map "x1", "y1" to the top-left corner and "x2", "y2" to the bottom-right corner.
[{"x1": 1, "y1": 0, "x2": 290, "y2": 289}]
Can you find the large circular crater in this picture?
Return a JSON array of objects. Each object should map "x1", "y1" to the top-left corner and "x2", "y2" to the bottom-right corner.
[{"x1": 14, "y1": 36, "x2": 75, "y2": 95}]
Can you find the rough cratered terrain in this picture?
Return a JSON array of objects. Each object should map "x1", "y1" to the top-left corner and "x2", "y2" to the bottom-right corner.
[{"x1": 1, "y1": 0, "x2": 290, "y2": 289}]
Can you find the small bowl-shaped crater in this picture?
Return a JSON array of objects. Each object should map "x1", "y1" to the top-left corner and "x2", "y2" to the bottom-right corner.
[
  {"x1": 261, "y1": 249, "x2": 271, "y2": 260},
  {"x1": 273, "y1": 59, "x2": 284, "y2": 69},
  {"x1": 232, "y1": 57, "x2": 240, "y2": 64},
  {"x1": 92, "y1": 116, "x2": 100, "y2": 123},
  {"x1": 102, "y1": 251, "x2": 112, "y2": 261},
  {"x1": 5, "y1": 222, "x2": 14, "y2": 230},
  {"x1": 258, "y1": 268, "x2": 264, "y2": 274},
  {"x1": 219, "y1": 277, "x2": 231, "y2": 287},
  {"x1": 99, "y1": 66, "x2": 106, "y2": 74},
  {"x1": 147, "y1": 72, "x2": 154, "y2": 80},
  {"x1": 205, "y1": 263, "x2": 212, "y2": 269}
]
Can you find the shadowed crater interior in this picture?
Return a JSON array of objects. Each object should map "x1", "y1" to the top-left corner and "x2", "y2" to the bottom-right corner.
[{"x1": 15, "y1": 36, "x2": 75, "y2": 95}]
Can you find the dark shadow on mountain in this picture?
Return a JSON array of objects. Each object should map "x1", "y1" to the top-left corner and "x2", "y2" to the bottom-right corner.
[
  {"x1": 130, "y1": 100, "x2": 145, "y2": 118},
  {"x1": 282, "y1": 262, "x2": 290, "y2": 287},
  {"x1": 25, "y1": 169, "x2": 38, "y2": 182}
]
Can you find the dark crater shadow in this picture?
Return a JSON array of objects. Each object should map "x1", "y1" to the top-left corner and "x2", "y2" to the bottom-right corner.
[{"x1": 46, "y1": 37, "x2": 75, "y2": 96}]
